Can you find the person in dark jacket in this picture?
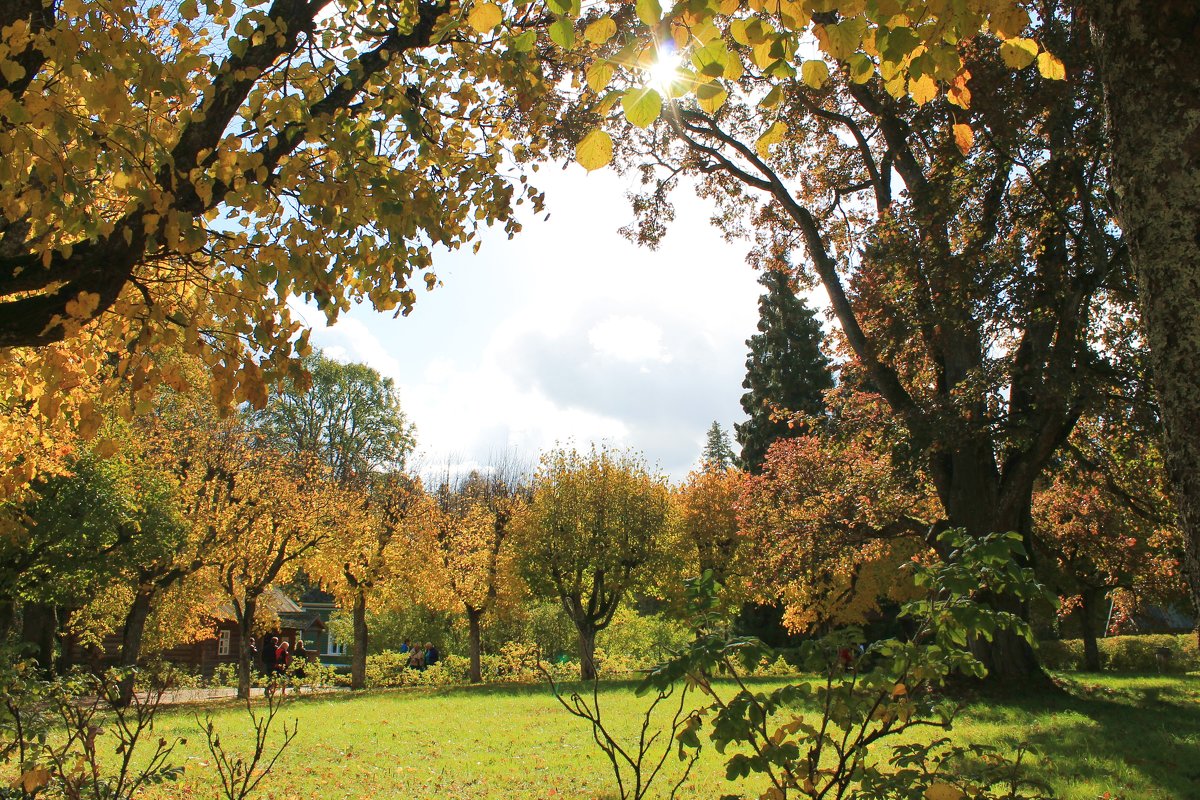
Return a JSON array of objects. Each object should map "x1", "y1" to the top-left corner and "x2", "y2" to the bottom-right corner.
[
  {"x1": 424, "y1": 642, "x2": 439, "y2": 667},
  {"x1": 261, "y1": 634, "x2": 279, "y2": 674}
]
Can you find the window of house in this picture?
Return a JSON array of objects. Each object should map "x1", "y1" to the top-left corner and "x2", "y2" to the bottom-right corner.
[
  {"x1": 217, "y1": 629, "x2": 231, "y2": 656},
  {"x1": 324, "y1": 634, "x2": 347, "y2": 656}
]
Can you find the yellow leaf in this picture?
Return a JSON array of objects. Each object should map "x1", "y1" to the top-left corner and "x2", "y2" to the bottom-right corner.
[
  {"x1": 800, "y1": 59, "x2": 829, "y2": 89},
  {"x1": 1037, "y1": 50, "x2": 1066, "y2": 80},
  {"x1": 891, "y1": 682, "x2": 908, "y2": 697},
  {"x1": 909, "y1": 74, "x2": 937, "y2": 106},
  {"x1": 924, "y1": 782, "x2": 966, "y2": 800},
  {"x1": 467, "y1": 2, "x2": 503, "y2": 33},
  {"x1": 21, "y1": 767, "x2": 51, "y2": 793},
  {"x1": 584, "y1": 16, "x2": 616, "y2": 44},
  {"x1": 952, "y1": 123, "x2": 973, "y2": 155},
  {"x1": 575, "y1": 129, "x2": 613, "y2": 172},
  {"x1": 755, "y1": 120, "x2": 787, "y2": 158},
  {"x1": 989, "y1": 5, "x2": 1029, "y2": 39},
  {"x1": 999, "y1": 37, "x2": 1038, "y2": 69}
]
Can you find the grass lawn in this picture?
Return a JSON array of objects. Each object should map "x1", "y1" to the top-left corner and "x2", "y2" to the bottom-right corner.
[{"x1": 136, "y1": 673, "x2": 1200, "y2": 800}]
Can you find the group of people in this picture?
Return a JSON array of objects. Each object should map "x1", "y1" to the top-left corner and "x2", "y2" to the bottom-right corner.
[
  {"x1": 255, "y1": 634, "x2": 311, "y2": 677},
  {"x1": 399, "y1": 640, "x2": 439, "y2": 670}
]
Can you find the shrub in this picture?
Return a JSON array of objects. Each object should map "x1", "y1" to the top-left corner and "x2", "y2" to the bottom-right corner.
[{"x1": 1038, "y1": 633, "x2": 1198, "y2": 673}]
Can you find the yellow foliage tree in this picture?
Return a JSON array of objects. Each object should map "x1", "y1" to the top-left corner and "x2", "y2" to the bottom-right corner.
[{"x1": 521, "y1": 445, "x2": 671, "y2": 680}]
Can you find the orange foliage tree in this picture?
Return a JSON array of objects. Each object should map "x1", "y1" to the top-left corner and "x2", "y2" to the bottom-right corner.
[
  {"x1": 425, "y1": 467, "x2": 528, "y2": 683},
  {"x1": 738, "y1": 393, "x2": 939, "y2": 633},
  {"x1": 1033, "y1": 415, "x2": 1186, "y2": 670}
]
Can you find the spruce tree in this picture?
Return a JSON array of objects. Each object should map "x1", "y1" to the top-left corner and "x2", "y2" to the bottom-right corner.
[
  {"x1": 701, "y1": 422, "x2": 736, "y2": 471},
  {"x1": 736, "y1": 270, "x2": 833, "y2": 473}
]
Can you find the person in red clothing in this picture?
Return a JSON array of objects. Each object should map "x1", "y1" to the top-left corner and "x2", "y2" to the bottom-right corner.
[{"x1": 274, "y1": 639, "x2": 292, "y2": 697}]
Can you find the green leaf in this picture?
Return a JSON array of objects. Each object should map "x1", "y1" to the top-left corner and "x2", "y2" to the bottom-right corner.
[
  {"x1": 586, "y1": 60, "x2": 615, "y2": 93},
  {"x1": 691, "y1": 40, "x2": 730, "y2": 78},
  {"x1": 584, "y1": 16, "x2": 617, "y2": 44},
  {"x1": 636, "y1": 0, "x2": 662, "y2": 27},
  {"x1": 621, "y1": 86, "x2": 663, "y2": 128},
  {"x1": 509, "y1": 30, "x2": 537, "y2": 52},
  {"x1": 575, "y1": 129, "x2": 613, "y2": 171},
  {"x1": 547, "y1": 0, "x2": 573, "y2": 14},
  {"x1": 816, "y1": 18, "x2": 866, "y2": 61},
  {"x1": 549, "y1": 17, "x2": 576, "y2": 50},
  {"x1": 846, "y1": 53, "x2": 874, "y2": 84},
  {"x1": 800, "y1": 59, "x2": 829, "y2": 89}
]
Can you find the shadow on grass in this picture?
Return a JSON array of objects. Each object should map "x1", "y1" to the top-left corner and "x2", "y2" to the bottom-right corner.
[{"x1": 959, "y1": 674, "x2": 1200, "y2": 799}]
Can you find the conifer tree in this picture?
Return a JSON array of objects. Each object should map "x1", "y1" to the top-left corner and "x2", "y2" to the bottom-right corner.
[
  {"x1": 701, "y1": 422, "x2": 736, "y2": 472},
  {"x1": 736, "y1": 271, "x2": 833, "y2": 474}
]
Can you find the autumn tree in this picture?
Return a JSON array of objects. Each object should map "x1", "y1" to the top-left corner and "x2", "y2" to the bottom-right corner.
[
  {"x1": 541, "y1": 3, "x2": 1128, "y2": 679},
  {"x1": 521, "y1": 446, "x2": 671, "y2": 680},
  {"x1": 736, "y1": 269, "x2": 833, "y2": 473},
  {"x1": 327, "y1": 472, "x2": 428, "y2": 690},
  {"x1": 0, "y1": 0, "x2": 553, "y2": 519},
  {"x1": 1033, "y1": 411, "x2": 1186, "y2": 671},
  {"x1": 424, "y1": 464, "x2": 528, "y2": 683},
  {"x1": 256, "y1": 350, "x2": 417, "y2": 688},
  {"x1": 674, "y1": 466, "x2": 745, "y2": 588},
  {"x1": 738, "y1": 391, "x2": 939, "y2": 632},
  {"x1": 195, "y1": 428, "x2": 349, "y2": 698}
]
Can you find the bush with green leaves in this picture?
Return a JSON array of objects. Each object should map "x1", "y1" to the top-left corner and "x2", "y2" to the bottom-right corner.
[
  {"x1": 577, "y1": 531, "x2": 1058, "y2": 800},
  {"x1": 0, "y1": 660, "x2": 183, "y2": 799},
  {"x1": 1038, "y1": 633, "x2": 1198, "y2": 673}
]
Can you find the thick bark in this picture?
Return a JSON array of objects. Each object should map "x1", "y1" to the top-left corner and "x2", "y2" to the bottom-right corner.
[
  {"x1": 1079, "y1": 588, "x2": 1103, "y2": 672},
  {"x1": 350, "y1": 590, "x2": 369, "y2": 691},
  {"x1": 467, "y1": 609, "x2": 484, "y2": 684},
  {"x1": 1086, "y1": 0, "x2": 1200, "y2": 647},
  {"x1": 236, "y1": 594, "x2": 258, "y2": 700},
  {"x1": 115, "y1": 588, "x2": 155, "y2": 707},
  {"x1": 577, "y1": 624, "x2": 598, "y2": 682},
  {"x1": 20, "y1": 602, "x2": 57, "y2": 675}
]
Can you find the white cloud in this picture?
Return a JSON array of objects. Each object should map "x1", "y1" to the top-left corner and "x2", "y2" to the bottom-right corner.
[
  {"x1": 294, "y1": 163, "x2": 774, "y2": 480},
  {"x1": 588, "y1": 316, "x2": 672, "y2": 364}
]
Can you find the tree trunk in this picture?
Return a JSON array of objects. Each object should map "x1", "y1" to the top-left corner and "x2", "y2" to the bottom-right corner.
[
  {"x1": 350, "y1": 590, "x2": 368, "y2": 691},
  {"x1": 237, "y1": 594, "x2": 258, "y2": 700},
  {"x1": 945, "y1": 475, "x2": 1047, "y2": 683},
  {"x1": 467, "y1": 608, "x2": 484, "y2": 684},
  {"x1": 1079, "y1": 589, "x2": 1103, "y2": 672},
  {"x1": 1086, "y1": 0, "x2": 1200, "y2": 647},
  {"x1": 577, "y1": 623, "x2": 598, "y2": 682},
  {"x1": 20, "y1": 602, "x2": 57, "y2": 675},
  {"x1": 115, "y1": 588, "x2": 154, "y2": 707}
]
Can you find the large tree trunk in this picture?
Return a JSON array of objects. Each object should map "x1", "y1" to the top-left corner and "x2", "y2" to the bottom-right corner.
[
  {"x1": 577, "y1": 623, "x2": 598, "y2": 682},
  {"x1": 20, "y1": 602, "x2": 57, "y2": 675},
  {"x1": 350, "y1": 590, "x2": 369, "y2": 691},
  {"x1": 1079, "y1": 588, "x2": 1103, "y2": 672},
  {"x1": 237, "y1": 594, "x2": 258, "y2": 700},
  {"x1": 946, "y1": 472, "x2": 1047, "y2": 683},
  {"x1": 1086, "y1": 0, "x2": 1200, "y2": 647},
  {"x1": 115, "y1": 588, "x2": 155, "y2": 707},
  {"x1": 467, "y1": 608, "x2": 484, "y2": 684}
]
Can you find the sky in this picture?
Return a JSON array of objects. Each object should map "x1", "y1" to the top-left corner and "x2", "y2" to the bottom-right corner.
[{"x1": 290, "y1": 162, "x2": 774, "y2": 481}]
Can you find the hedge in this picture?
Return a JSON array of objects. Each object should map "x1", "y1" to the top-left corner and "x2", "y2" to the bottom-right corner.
[{"x1": 1038, "y1": 633, "x2": 1198, "y2": 673}]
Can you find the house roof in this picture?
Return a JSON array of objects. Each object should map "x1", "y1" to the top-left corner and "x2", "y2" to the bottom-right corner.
[{"x1": 212, "y1": 586, "x2": 305, "y2": 621}]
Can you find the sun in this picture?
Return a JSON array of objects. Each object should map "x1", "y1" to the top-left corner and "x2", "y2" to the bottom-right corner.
[{"x1": 646, "y1": 45, "x2": 683, "y2": 92}]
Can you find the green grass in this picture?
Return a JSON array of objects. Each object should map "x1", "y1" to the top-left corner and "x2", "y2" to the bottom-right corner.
[{"x1": 135, "y1": 673, "x2": 1200, "y2": 800}]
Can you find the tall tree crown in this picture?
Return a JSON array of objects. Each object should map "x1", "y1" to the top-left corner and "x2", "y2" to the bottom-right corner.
[{"x1": 736, "y1": 270, "x2": 833, "y2": 473}]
